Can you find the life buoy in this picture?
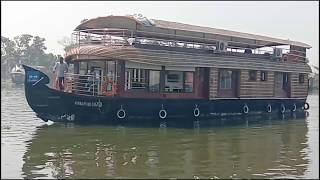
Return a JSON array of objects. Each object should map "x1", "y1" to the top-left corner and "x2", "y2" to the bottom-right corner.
[
  {"x1": 292, "y1": 103, "x2": 297, "y2": 112},
  {"x1": 281, "y1": 104, "x2": 286, "y2": 114},
  {"x1": 267, "y1": 104, "x2": 272, "y2": 113},
  {"x1": 243, "y1": 104, "x2": 249, "y2": 114},
  {"x1": 117, "y1": 106, "x2": 126, "y2": 119},
  {"x1": 304, "y1": 102, "x2": 309, "y2": 110},
  {"x1": 193, "y1": 107, "x2": 200, "y2": 117},
  {"x1": 159, "y1": 109, "x2": 167, "y2": 119}
]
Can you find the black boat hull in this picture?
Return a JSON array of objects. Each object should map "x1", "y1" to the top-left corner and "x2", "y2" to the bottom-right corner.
[{"x1": 23, "y1": 65, "x2": 308, "y2": 124}]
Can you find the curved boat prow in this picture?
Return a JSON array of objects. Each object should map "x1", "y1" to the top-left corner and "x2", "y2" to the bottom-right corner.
[
  {"x1": 22, "y1": 65, "x2": 50, "y2": 86},
  {"x1": 22, "y1": 65, "x2": 53, "y2": 122}
]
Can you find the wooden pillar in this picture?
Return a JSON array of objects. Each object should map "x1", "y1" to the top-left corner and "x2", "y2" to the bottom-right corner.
[
  {"x1": 116, "y1": 60, "x2": 125, "y2": 95},
  {"x1": 194, "y1": 67, "x2": 201, "y2": 97},
  {"x1": 203, "y1": 67, "x2": 210, "y2": 99},
  {"x1": 160, "y1": 66, "x2": 166, "y2": 93},
  {"x1": 103, "y1": 60, "x2": 107, "y2": 77},
  {"x1": 74, "y1": 62, "x2": 79, "y2": 74}
]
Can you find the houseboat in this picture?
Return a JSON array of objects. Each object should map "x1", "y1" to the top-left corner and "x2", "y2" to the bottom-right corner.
[{"x1": 23, "y1": 14, "x2": 311, "y2": 123}]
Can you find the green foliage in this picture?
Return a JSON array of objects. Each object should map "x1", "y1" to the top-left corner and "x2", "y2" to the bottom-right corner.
[
  {"x1": 1, "y1": 36, "x2": 16, "y2": 57},
  {"x1": 1, "y1": 34, "x2": 58, "y2": 79}
]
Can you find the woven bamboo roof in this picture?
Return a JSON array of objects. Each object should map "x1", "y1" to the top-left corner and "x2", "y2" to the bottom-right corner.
[{"x1": 75, "y1": 15, "x2": 311, "y2": 49}]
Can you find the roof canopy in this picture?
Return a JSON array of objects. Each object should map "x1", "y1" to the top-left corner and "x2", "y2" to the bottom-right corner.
[{"x1": 75, "y1": 15, "x2": 311, "y2": 49}]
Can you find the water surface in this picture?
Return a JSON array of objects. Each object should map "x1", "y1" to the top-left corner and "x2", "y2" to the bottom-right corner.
[{"x1": 1, "y1": 82, "x2": 319, "y2": 179}]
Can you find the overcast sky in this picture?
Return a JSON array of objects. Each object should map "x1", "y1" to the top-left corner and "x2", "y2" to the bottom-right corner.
[{"x1": 2, "y1": 1, "x2": 319, "y2": 67}]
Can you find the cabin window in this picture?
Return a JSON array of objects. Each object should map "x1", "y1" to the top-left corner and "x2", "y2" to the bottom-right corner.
[
  {"x1": 261, "y1": 71, "x2": 267, "y2": 81},
  {"x1": 184, "y1": 72, "x2": 194, "y2": 93},
  {"x1": 79, "y1": 61, "x2": 88, "y2": 75},
  {"x1": 219, "y1": 70, "x2": 232, "y2": 89},
  {"x1": 132, "y1": 68, "x2": 147, "y2": 89},
  {"x1": 149, "y1": 70, "x2": 160, "y2": 92},
  {"x1": 125, "y1": 68, "x2": 148, "y2": 90},
  {"x1": 249, "y1": 70, "x2": 257, "y2": 81},
  {"x1": 299, "y1": 73, "x2": 305, "y2": 84},
  {"x1": 165, "y1": 71, "x2": 194, "y2": 93},
  {"x1": 165, "y1": 71, "x2": 184, "y2": 93}
]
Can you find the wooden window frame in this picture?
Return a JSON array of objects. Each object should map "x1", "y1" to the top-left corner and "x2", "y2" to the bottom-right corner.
[
  {"x1": 164, "y1": 70, "x2": 194, "y2": 93},
  {"x1": 148, "y1": 70, "x2": 161, "y2": 92},
  {"x1": 299, "y1": 73, "x2": 305, "y2": 84},
  {"x1": 219, "y1": 69, "x2": 232, "y2": 90}
]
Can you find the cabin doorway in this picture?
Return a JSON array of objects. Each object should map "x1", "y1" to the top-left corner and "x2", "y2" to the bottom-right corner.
[
  {"x1": 218, "y1": 69, "x2": 239, "y2": 98},
  {"x1": 197, "y1": 67, "x2": 210, "y2": 98},
  {"x1": 274, "y1": 72, "x2": 290, "y2": 97},
  {"x1": 91, "y1": 67, "x2": 103, "y2": 94}
]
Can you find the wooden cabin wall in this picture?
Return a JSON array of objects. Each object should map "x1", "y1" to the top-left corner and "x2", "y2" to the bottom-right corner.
[
  {"x1": 209, "y1": 67, "x2": 218, "y2": 99},
  {"x1": 194, "y1": 67, "x2": 210, "y2": 98},
  {"x1": 290, "y1": 73, "x2": 308, "y2": 98},
  {"x1": 239, "y1": 70, "x2": 274, "y2": 98}
]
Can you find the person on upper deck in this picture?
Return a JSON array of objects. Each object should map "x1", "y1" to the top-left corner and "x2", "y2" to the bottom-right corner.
[{"x1": 53, "y1": 57, "x2": 68, "y2": 91}]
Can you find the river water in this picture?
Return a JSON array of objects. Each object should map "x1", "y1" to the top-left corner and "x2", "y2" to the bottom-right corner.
[{"x1": 1, "y1": 81, "x2": 319, "y2": 179}]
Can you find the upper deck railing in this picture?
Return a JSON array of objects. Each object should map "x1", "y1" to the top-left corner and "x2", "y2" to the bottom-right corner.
[{"x1": 70, "y1": 29, "x2": 308, "y2": 63}]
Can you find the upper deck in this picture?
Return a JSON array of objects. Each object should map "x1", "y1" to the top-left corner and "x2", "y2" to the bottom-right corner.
[
  {"x1": 65, "y1": 14, "x2": 311, "y2": 73},
  {"x1": 74, "y1": 14, "x2": 311, "y2": 49}
]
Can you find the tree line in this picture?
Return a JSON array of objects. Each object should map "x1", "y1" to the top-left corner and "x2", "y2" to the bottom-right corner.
[{"x1": 1, "y1": 34, "x2": 60, "y2": 79}]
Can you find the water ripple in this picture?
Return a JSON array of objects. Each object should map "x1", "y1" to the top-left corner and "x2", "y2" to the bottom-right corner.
[{"x1": 1, "y1": 84, "x2": 319, "y2": 179}]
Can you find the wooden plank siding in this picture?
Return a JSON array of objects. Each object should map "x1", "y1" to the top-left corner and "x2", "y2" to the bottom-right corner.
[
  {"x1": 290, "y1": 73, "x2": 308, "y2": 98},
  {"x1": 65, "y1": 45, "x2": 312, "y2": 73},
  {"x1": 239, "y1": 70, "x2": 274, "y2": 98},
  {"x1": 209, "y1": 67, "x2": 218, "y2": 99},
  {"x1": 67, "y1": 45, "x2": 310, "y2": 99}
]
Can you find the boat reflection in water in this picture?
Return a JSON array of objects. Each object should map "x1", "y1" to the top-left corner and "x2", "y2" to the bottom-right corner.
[{"x1": 22, "y1": 112, "x2": 310, "y2": 179}]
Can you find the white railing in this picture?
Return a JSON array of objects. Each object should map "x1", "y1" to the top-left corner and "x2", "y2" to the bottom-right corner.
[
  {"x1": 64, "y1": 73, "x2": 117, "y2": 96},
  {"x1": 70, "y1": 29, "x2": 308, "y2": 62}
]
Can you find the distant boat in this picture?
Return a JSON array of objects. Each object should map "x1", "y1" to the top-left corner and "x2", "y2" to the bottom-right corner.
[{"x1": 10, "y1": 64, "x2": 25, "y2": 84}]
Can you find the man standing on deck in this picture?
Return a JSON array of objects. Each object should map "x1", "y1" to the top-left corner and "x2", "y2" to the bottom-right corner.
[{"x1": 53, "y1": 57, "x2": 68, "y2": 91}]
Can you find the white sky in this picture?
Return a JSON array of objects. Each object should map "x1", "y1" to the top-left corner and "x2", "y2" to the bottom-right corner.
[{"x1": 2, "y1": 1, "x2": 319, "y2": 67}]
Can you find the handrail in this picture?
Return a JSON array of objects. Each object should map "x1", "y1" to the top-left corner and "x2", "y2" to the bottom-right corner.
[
  {"x1": 65, "y1": 73, "x2": 95, "y2": 96},
  {"x1": 73, "y1": 28, "x2": 310, "y2": 50},
  {"x1": 64, "y1": 73, "x2": 118, "y2": 96},
  {"x1": 73, "y1": 28, "x2": 271, "y2": 48},
  {"x1": 70, "y1": 29, "x2": 308, "y2": 61}
]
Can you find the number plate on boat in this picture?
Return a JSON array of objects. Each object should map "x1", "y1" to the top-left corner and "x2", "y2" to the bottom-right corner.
[{"x1": 27, "y1": 71, "x2": 40, "y2": 82}]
